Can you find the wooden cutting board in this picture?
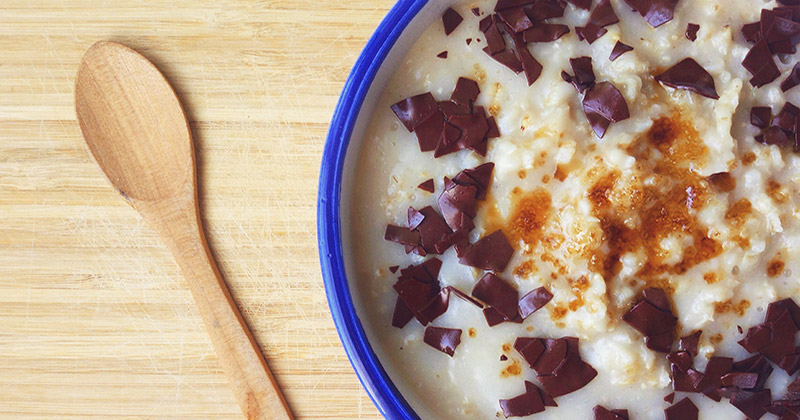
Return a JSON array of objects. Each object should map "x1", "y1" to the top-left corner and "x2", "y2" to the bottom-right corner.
[{"x1": 0, "y1": 1, "x2": 394, "y2": 418}]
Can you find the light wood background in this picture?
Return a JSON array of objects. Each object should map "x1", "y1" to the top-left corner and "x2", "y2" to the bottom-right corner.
[{"x1": 0, "y1": 1, "x2": 393, "y2": 418}]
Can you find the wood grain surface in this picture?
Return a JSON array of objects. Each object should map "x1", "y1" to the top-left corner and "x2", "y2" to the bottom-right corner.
[{"x1": 0, "y1": 1, "x2": 393, "y2": 418}]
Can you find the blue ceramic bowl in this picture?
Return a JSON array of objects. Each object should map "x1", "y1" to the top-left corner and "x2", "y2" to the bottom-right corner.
[{"x1": 317, "y1": 1, "x2": 457, "y2": 418}]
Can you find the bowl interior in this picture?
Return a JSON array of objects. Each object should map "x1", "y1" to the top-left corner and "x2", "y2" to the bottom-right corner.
[{"x1": 320, "y1": 0, "x2": 462, "y2": 419}]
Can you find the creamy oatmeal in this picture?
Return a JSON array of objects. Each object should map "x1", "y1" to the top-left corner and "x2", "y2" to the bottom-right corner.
[{"x1": 346, "y1": 0, "x2": 800, "y2": 418}]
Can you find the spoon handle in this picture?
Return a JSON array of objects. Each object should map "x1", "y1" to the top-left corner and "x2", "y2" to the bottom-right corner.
[{"x1": 139, "y1": 195, "x2": 293, "y2": 420}]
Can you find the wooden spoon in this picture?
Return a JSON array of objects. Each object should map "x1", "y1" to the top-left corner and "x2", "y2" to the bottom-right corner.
[{"x1": 75, "y1": 41, "x2": 293, "y2": 420}]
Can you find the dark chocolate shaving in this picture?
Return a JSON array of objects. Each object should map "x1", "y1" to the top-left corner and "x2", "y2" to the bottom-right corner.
[
  {"x1": 423, "y1": 326, "x2": 462, "y2": 356},
  {"x1": 389, "y1": 265, "x2": 399, "y2": 274},
  {"x1": 444, "y1": 286, "x2": 484, "y2": 308},
  {"x1": 472, "y1": 7, "x2": 480, "y2": 16},
  {"x1": 452, "y1": 163, "x2": 495, "y2": 199},
  {"x1": 782, "y1": 63, "x2": 800, "y2": 91},
  {"x1": 391, "y1": 297, "x2": 414, "y2": 328},
  {"x1": 743, "y1": 40, "x2": 781, "y2": 88},
  {"x1": 499, "y1": 381, "x2": 552, "y2": 418},
  {"x1": 751, "y1": 106, "x2": 772, "y2": 129},
  {"x1": 497, "y1": 6, "x2": 533, "y2": 33},
  {"x1": 693, "y1": 356, "x2": 732, "y2": 402},
  {"x1": 575, "y1": 23, "x2": 608, "y2": 44},
  {"x1": 664, "y1": 392, "x2": 675, "y2": 403},
  {"x1": 686, "y1": 23, "x2": 700, "y2": 41},
  {"x1": 408, "y1": 206, "x2": 453, "y2": 255},
  {"x1": 593, "y1": 406, "x2": 630, "y2": 420},
  {"x1": 385, "y1": 225, "x2": 421, "y2": 247},
  {"x1": 526, "y1": 0, "x2": 566, "y2": 20},
  {"x1": 624, "y1": 0, "x2": 679, "y2": 28},
  {"x1": 731, "y1": 389, "x2": 772, "y2": 419},
  {"x1": 622, "y1": 287, "x2": 677, "y2": 353},
  {"x1": 451, "y1": 77, "x2": 481, "y2": 106},
  {"x1": 438, "y1": 179, "x2": 478, "y2": 232},
  {"x1": 437, "y1": 51, "x2": 448, "y2": 59},
  {"x1": 519, "y1": 287, "x2": 553, "y2": 319},
  {"x1": 567, "y1": 0, "x2": 592, "y2": 10},
  {"x1": 583, "y1": 82, "x2": 631, "y2": 138},
  {"x1": 522, "y1": 24, "x2": 570, "y2": 43},
  {"x1": 739, "y1": 298, "x2": 800, "y2": 365},
  {"x1": 773, "y1": 102, "x2": 800, "y2": 133},
  {"x1": 484, "y1": 306, "x2": 523, "y2": 326},
  {"x1": 392, "y1": 93, "x2": 439, "y2": 132},
  {"x1": 654, "y1": 58, "x2": 720, "y2": 99},
  {"x1": 472, "y1": 272, "x2": 518, "y2": 320},
  {"x1": 418, "y1": 179, "x2": 434, "y2": 193},
  {"x1": 609, "y1": 41, "x2": 634, "y2": 61},
  {"x1": 442, "y1": 8, "x2": 463, "y2": 36},
  {"x1": 459, "y1": 230, "x2": 514, "y2": 272},
  {"x1": 680, "y1": 330, "x2": 702, "y2": 356},
  {"x1": 665, "y1": 397, "x2": 698, "y2": 420},
  {"x1": 515, "y1": 337, "x2": 546, "y2": 368}
]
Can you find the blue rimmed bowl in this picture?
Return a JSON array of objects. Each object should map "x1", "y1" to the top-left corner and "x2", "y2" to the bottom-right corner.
[{"x1": 317, "y1": 1, "x2": 457, "y2": 419}]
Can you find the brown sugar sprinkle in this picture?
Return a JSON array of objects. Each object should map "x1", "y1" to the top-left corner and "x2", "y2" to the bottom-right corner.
[
  {"x1": 767, "y1": 258, "x2": 785, "y2": 277},
  {"x1": 714, "y1": 299, "x2": 751, "y2": 316},
  {"x1": 501, "y1": 359, "x2": 522, "y2": 377},
  {"x1": 541, "y1": 174, "x2": 551, "y2": 183},
  {"x1": 767, "y1": 180, "x2": 788, "y2": 204},
  {"x1": 703, "y1": 272, "x2": 719, "y2": 284},
  {"x1": 518, "y1": 170, "x2": 527, "y2": 179},
  {"x1": 484, "y1": 188, "x2": 552, "y2": 250},
  {"x1": 502, "y1": 343, "x2": 512, "y2": 353},
  {"x1": 550, "y1": 305, "x2": 568, "y2": 321},
  {"x1": 588, "y1": 111, "x2": 722, "y2": 312},
  {"x1": 742, "y1": 152, "x2": 756, "y2": 165},
  {"x1": 734, "y1": 235, "x2": 751, "y2": 249},
  {"x1": 709, "y1": 333, "x2": 723, "y2": 344},
  {"x1": 554, "y1": 164, "x2": 569, "y2": 181},
  {"x1": 724, "y1": 199, "x2": 752, "y2": 227},
  {"x1": 513, "y1": 260, "x2": 536, "y2": 278},
  {"x1": 468, "y1": 328, "x2": 477, "y2": 338}
]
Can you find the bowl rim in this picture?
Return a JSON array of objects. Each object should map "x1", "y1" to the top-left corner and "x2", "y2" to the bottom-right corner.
[{"x1": 317, "y1": 1, "x2": 429, "y2": 419}]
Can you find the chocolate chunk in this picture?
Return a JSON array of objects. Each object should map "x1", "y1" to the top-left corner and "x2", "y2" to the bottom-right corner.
[
  {"x1": 693, "y1": 356, "x2": 732, "y2": 402},
  {"x1": 655, "y1": 58, "x2": 719, "y2": 99},
  {"x1": 772, "y1": 102, "x2": 800, "y2": 133},
  {"x1": 743, "y1": 21, "x2": 763, "y2": 43},
  {"x1": 722, "y1": 372, "x2": 760, "y2": 389},
  {"x1": 391, "y1": 297, "x2": 414, "y2": 328},
  {"x1": 452, "y1": 163, "x2": 495, "y2": 200},
  {"x1": 583, "y1": 82, "x2": 630, "y2": 138},
  {"x1": 767, "y1": 299, "x2": 800, "y2": 329},
  {"x1": 450, "y1": 77, "x2": 481, "y2": 106},
  {"x1": 483, "y1": 306, "x2": 523, "y2": 326},
  {"x1": 499, "y1": 381, "x2": 546, "y2": 417},
  {"x1": 538, "y1": 351, "x2": 598, "y2": 397},
  {"x1": 438, "y1": 179, "x2": 478, "y2": 232},
  {"x1": 519, "y1": 287, "x2": 553, "y2": 319},
  {"x1": 442, "y1": 8, "x2": 463, "y2": 36},
  {"x1": 385, "y1": 225, "x2": 421, "y2": 247},
  {"x1": 409, "y1": 206, "x2": 454, "y2": 254},
  {"x1": 624, "y1": 0, "x2": 679, "y2": 28},
  {"x1": 413, "y1": 110, "x2": 445, "y2": 152},
  {"x1": 782, "y1": 63, "x2": 800, "y2": 92},
  {"x1": 522, "y1": 24, "x2": 570, "y2": 42},
  {"x1": 680, "y1": 330, "x2": 702, "y2": 356},
  {"x1": 444, "y1": 286, "x2": 484, "y2": 308},
  {"x1": 623, "y1": 288, "x2": 677, "y2": 352},
  {"x1": 733, "y1": 355, "x2": 774, "y2": 390},
  {"x1": 567, "y1": 0, "x2": 592, "y2": 10},
  {"x1": 609, "y1": 41, "x2": 634, "y2": 61},
  {"x1": 761, "y1": 126, "x2": 789, "y2": 146},
  {"x1": 744, "y1": 40, "x2": 781, "y2": 87},
  {"x1": 484, "y1": 47, "x2": 524, "y2": 73},
  {"x1": 731, "y1": 389, "x2": 772, "y2": 420},
  {"x1": 751, "y1": 106, "x2": 773, "y2": 129},
  {"x1": 590, "y1": 0, "x2": 620, "y2": 28},
  {"x1": 575, "y1": 23, "x2": 609, "y2": 44},
  {"x1": 459, "y1": 230, "x2": 515, "y2": 272},
  {"x1": 665, "y1": 397, "x2": 698, "y2": 420},
  {"x1": 472, "y1": 272, "x2": 518, "y2": 320},
  {"x1": 515, "y1": 337, "x2": 546, "y2": 367},
  {"x1": 562, "y1": 56, "x2": 596, "y2": 93},
  {"x1": 437, "y1": 51, "x2": 448, "y2": 59},
  {"x1": 392, "y1": 93, "x2": 439, "y2": 132},
  {"x1": 497, "y1": 7, "x2": 534, "y2": 33},
  {"x1": 527, "y1": 0, "x2": 567, "y2": 20},
  {"x1": 686, "y1": 23, "x2": 700, "y2": 41},
  {"x1": 664, "y1": 392, "x2": 675, "y2": 403},
  {"x1": 668, "y1": 351, "x2": 694, "y2": 372},
  {"x1": 418, "y1": 179, "x2": 435, "y2": 193},
  {"x1": 423, "y1": 326, "x2": 462, "y2": 356},
  {"x1": 593, "y1": 406, "x2": 630, "y2": 420}
]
